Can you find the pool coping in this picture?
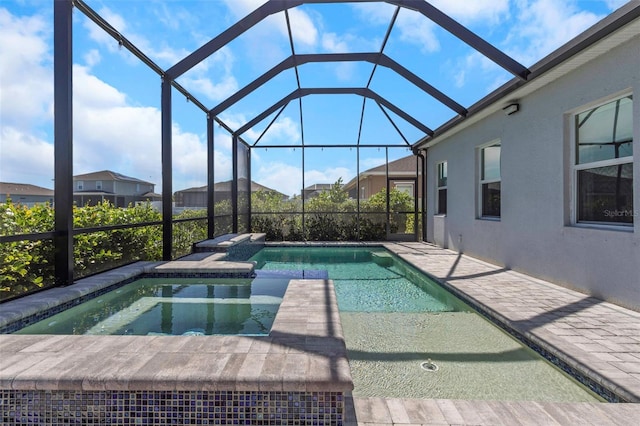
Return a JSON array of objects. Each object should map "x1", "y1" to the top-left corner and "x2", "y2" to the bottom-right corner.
[{"x1": 0, "y1": 262, "x2": 352, "y2": 394}]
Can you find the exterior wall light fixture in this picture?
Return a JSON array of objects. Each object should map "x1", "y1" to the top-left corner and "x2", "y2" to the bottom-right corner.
[{"x1": 503, "y1": 102, "x2": 520, "y2": 115}]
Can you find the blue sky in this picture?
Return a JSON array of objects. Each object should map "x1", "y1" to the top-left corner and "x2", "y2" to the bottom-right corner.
[{"x1": 0, "y1": 0, "x2": 630, "y2": 197}]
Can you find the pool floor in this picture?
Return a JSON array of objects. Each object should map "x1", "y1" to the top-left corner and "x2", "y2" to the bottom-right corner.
[
  {"x1": 341, "y1": 312, "x2": 602, "y2": 401},
  {"x1": 253, "y1": 246, "x2": 604, "y2": 402}
]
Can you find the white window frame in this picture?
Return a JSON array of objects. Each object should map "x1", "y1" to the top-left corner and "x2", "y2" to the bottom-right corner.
[
  {"x1": 96, "y1": 180, "x2": 102, "y2": 190},
  {"x1": 436, "y1": 161, "x2": 447, "y2": 215},
  {"x1": 570, "y1": 92, "x2": 634, "y2": 229},
  {"x1": 394, "y1": 182, "x2": 414, "y2": 196},
  {"x1": 478, "y1": 140, "x2": 501, "y2": 219},
  {"x1": 76, "y1": 180, "x2": 83, "y2": 191}
]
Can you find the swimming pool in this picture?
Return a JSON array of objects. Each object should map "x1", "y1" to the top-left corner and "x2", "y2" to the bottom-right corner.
[
  {"x1": 14, "y1": 277, "x2": 289, "y2": 336},
  {"x1": 250, "y1": 246, "x2": 605, "y2": 402}
]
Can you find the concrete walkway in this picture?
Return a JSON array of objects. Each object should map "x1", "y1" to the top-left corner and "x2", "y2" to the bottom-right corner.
[{"x1": 342, "y1": 242, "x2": 640, "y2": 425}]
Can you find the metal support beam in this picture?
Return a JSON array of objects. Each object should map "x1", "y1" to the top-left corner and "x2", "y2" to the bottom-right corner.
[
  {"x1": 247, "y1": 148, "x2": 252, "y2": 232},
  {"x1": 161, "y1": 79, "x2": 173, "y2": 260},
  {"x1": 207, "y1": 114, "x2": 215, "y2": 239},
  {"x1": 210, "y1": 53, "x2": 466, "y2": 118},
  {"x1": 53, "y1": 0, "x2": 74, "y2": 286},
  {"x1": 236, "y1": 87, "x2": 433, "y2": 137},
  {"x1": 232, "y1": 135, "x2": 239, "y2": 234}
]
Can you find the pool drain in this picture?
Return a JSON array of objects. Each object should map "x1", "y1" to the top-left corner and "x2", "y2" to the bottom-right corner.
[{"x1": 420, "y1": 359, "x2": 439, "y2": 372}]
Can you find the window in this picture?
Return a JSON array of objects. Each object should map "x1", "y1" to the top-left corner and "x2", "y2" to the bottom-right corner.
[
  {"x1": 76, "y1": 181, "x2": 83, "y2": 190},
  {"x1": 574, "y1": 95, "x2": 633, "y2": 226},
  {"x1": 437, "y1": 162, "x2": 447, "y2": 215},
  {"x1": 479, "y1": 142, "x2": 501, "y2": 218},
  {"x1": 96, "y1": 181, "x2": 102, "y2": 190},
  {"x1": 395, "y1": 182, "x2": 414, "y2": 196}
]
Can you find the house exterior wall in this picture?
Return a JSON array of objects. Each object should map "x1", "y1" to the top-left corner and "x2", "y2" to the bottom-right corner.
[
  {"x1": 425, "y1": 35, "x2": 640, "y2": 310},
  {"x1": 73, "y1": 179, "x2": 153, "y2": 196},
  {"x1": 348, "y1": 174, "x2": 424, "y2": 200},
  {"x1": 0, "y1": 194, "x2": 53, "y2": 206}
]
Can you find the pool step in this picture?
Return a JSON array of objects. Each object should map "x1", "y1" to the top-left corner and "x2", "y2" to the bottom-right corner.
[
  {"x1": 153, "y1": 252, "x2": 255, "y2": 275},
  {"x1": 372, "y1": 251, "x2": 394, "y2": 267},
  {"x1": 194, "y1": 233, "x2": 265, "y2": 253}
]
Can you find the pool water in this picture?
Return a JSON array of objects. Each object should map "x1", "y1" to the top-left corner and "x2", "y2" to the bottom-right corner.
[
  {"x1": 15, "y1": 277, "x2": 289, "y2": 336},
  {"x1": 252, "y1": 247, "x2": 468, "y2": 313},
  {"x1": 251, "y1": 247, "x2": 605, "y2": 402}
]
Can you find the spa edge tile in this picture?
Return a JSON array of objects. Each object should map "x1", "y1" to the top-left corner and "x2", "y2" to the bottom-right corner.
[
  {"x1": 215, "y1": 352, "x2": 248, "y2": 390},
  {"x1": 80, "y1": 351, "x2": 157, "y2": 391},
  {"x1": 235, "y1": 352, "x2": 268, "y2": 391},
  {"x1": 257, "y1": 353, "x2": 286, "y2": 391},
  {"x1": 0, "y1": 353, "x2": 50, "y2": 388},
  {"x1": 281, "y1": 353, "x2": 309, "y2": 391}
]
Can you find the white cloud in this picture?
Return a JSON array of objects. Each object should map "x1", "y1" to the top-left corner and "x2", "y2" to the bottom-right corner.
[
  {"x1": 449, "y1": 0, "x2": 604, "y2": 90},
  {"x1": 452, "y1": 51, "x2": 500, "y2": 88},
  {"x1": 83, "y1": 6, "x2": 189, "y2": 66},
  {"x1": 603, "y1": 0, "x2": 631, "y2": 10},
  {"x1": 288, "y1": 8, "x2": 318, "y2": 47},
  {"x1": 395, "y1": 8, "x2": 440, "y2": 53},
  {"x1": 70, "y1": 65, "x2": 219, "y2": 192},
  {"x1": 322, "y1": 32, "x2": 349, "y2": 53},
  {"x1": 218, "y1": 113, "x2": 301, "y2": 146},
  {"x1": 253, "y1": 161, "x2": 351, "y2": 197},
  {"x1": 352, "y1": 1, "x2": 509, "y2": 54},
  {"x1": 352, "y1": 3, "x2": 396, "y2": 26},
  {"x1": 221, "y1": 0, "x2": 269, "y2": 17},
  {"x1": 0, "y1": 127, "x2": 54, "y2": 187},
  {"x1": 360, "y1": 156, "x2": 386, "y2": 170},
  {"x1": 254, "y1": 161, "x2": 302, "y2": 197},
  {"x1": 431, "y1": 0, "x2": 509, "y2": 25},
  {"x1": 329, "y1": 5, "x2": 436, "y2": 53},
  {"x1": 73, "y1": 64, "x2": 127, "y2": 108},
  {"x1": 305, "y1": 167, "x2": 353, "y2": 187},
  {"x1": 0, "y1": 8, "x2": 52, "y2": 130},
  {"x1": 507, "y1": 0, "x2": 603, "y2": 65},
  {"x1": 354, "y1": 0, "x2": 509, "y2": 27},
  {"x1": 81, "y1": 6, "x2": 237, "y2": 103},
  {"x1": 222, "y1": 0, "x2": 317, "y2": 47},
  {"x1": 179, "y1": 46, "x2": 239, "y2": 102},
  {"x1": 84, "y1": 49, "x2": 101, "y2": 68},
  {"x1": 258, "y1": 116, "x2": 300, "y2": 144}
]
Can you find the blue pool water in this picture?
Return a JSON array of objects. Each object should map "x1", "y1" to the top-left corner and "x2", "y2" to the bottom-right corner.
[
  {"x1": 251, "y1": 247, "x2": 470, "y2": 313},
  {"x1": 250, "y1": 246, "x2": 605, "y2": 402},
  {"x1": 15, "y1": 277, "x2": 289, "y2": 336}
]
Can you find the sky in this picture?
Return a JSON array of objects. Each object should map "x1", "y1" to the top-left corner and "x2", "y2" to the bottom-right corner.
[{"x1": 0, "y1": 0, "x2": 631, "y2": 197}]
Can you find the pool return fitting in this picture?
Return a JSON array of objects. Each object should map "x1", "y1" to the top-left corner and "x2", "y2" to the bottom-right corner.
[{"x1": 420, "y1": 358, "x2": 439, "y2": 372}]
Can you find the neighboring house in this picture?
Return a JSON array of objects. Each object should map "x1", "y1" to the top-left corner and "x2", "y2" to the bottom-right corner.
[
  {"x1": 174, "y1": 179, "x2": 286, "y2": 208},
  {"x1": 0, "y1": 182, "x2": 54, "y2": 206},
  {"x1": 302, "y1": 183, "x2": 336, "y2": 199},
  {"x1": 73, "y1": 170, "x2": 161, "y2": 207},
  {"x1": 343, "y1": 155, "x2": 423, "y2": 200},
  {"x1": 417, "y1": 11, "x2": 639, "y2": 309}
]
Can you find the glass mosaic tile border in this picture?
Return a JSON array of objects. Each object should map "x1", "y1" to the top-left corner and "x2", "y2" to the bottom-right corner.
[{"x1": 1, "y1": 390, "x2": 344, "y2": 425}]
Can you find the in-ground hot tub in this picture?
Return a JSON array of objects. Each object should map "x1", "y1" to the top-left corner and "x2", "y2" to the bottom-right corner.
[
  {"x1": 13, "y1": 276, "x2": 289, "y2": 336},
  {"x1": 0, "y1": 259, "x2": 353, "y2": 425}
]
